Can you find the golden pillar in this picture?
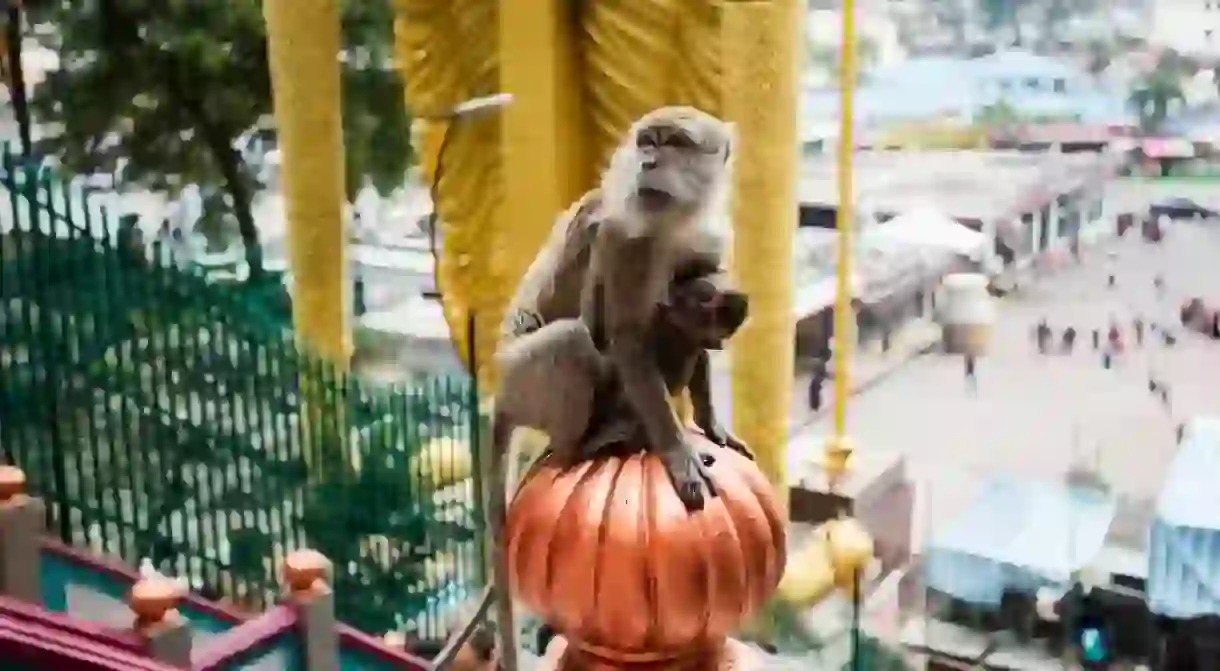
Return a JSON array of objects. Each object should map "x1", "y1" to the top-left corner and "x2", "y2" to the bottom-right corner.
[
  {"x1": 263, "y1": 0, "x2": 350, "y2": 366},
  {"x1": 498, "y1": 0, "x2": 590, "y2": 310},
  {"x1": 723, "y1": 0, "x2": 801, "y2": 507}
]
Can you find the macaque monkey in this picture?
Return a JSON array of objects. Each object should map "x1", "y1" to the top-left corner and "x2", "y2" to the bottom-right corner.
[
  {"x1": 436, "y1": 267, "x2": 749, "y2": 671},
  {"x1": 470, "y1": 106, "x2": 744, "y2": 671}
]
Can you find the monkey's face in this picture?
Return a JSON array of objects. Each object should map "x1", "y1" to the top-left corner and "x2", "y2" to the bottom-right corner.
[
  {"x1": 624, "y1": 107, "x2": 733, "y2": 216},
  {"x1": 663, "y1": 272, "x2": 749, "y2": 349}
]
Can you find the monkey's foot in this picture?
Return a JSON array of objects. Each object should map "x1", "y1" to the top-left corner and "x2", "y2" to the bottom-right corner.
[{"x1": 662, "y1": 444, "x2": 717, "y2": 511}]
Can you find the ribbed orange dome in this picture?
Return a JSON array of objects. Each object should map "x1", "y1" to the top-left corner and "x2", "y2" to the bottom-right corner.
[{"x1": 506, "y1": 437, "x2": 786, "y2": 663}]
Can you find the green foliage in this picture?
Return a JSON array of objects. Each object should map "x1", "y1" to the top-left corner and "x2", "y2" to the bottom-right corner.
[
  {"x1": 1129, "y1": 52, "x2": 1188, "y2": 132},
  {"x1": 976, "y1": 97, "x2": 1020, "y2": 127},
  {"x1": 26, "y1": 0, "x2": 413, "y2": 275},
  {"x1": 977, "y1": 0, "x2": 1023, "y2": 34},
  {"x1": 806, "y1": 36, "x2": 879, "y2": 79}
]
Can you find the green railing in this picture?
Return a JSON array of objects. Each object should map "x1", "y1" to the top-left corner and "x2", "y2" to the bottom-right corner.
[{"x1": 0, "y1": 146, "x2": 483, "y2": 636}]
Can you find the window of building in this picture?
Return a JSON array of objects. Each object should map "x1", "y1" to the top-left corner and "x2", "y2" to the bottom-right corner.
[
  {"x1": 1053, "y1": 78, "x2": 1067, "y2": 93},
  {"x1": 1024, "y1": 77, "x2": 1041, "y2": 90}
]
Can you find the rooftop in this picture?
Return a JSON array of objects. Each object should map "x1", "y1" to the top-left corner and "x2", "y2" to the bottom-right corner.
[{"x1": 798, "y1": 150, "x2": 1118, "y2": 221}]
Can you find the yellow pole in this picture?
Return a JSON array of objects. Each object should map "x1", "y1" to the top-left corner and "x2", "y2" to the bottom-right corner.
[
  {"x1": 263, "y1": 0, "x2": 350, "y2": 367},
  {"x1": 825, "y1": 0, "x2": 857, "y2": 478},
  {"x1": 499, "y1": 0, "x2": 590, "y2": 327},
  {"x1": 724, "y1": 0, "x2": 800, "y2": 508}
]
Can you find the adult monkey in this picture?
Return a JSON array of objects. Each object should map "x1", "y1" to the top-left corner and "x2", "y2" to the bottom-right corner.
[
  {"x1": 454, "y1": 106, "x2": 747, "y2": 671},
  {"x1": 498, "y1": 105, "x2": 747, "y2": 506}
]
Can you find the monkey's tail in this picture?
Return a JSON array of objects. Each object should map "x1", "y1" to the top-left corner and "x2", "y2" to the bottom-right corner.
[
  {"x1": 434, "y1": 415, "x2": 558, "y2": 670},
  {"x1": 428, "y1": 584, "x2": 494, "y2": 668},
  {"x1": 491, "y1": 411, "x2": 520, "y2": 670}
]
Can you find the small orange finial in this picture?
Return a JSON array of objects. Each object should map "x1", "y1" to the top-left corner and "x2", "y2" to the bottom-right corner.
[
  {"x1": 0, "y1": 466, "x2": 26, "y2": 503},
  {"x1": 129, "y1": 576, "x2": 185, "y2": 628},
  {"x1": 283, "y1": 549, "x2": 331, "y2": 594}
]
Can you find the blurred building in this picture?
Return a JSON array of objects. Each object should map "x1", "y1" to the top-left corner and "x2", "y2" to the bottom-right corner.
[
  {"x1": 791, "y1": 149, "x2": 1119, "y2": 358},
  {"x1": 1149, "y1": 2, "x2": 1220, "y2": 61}
]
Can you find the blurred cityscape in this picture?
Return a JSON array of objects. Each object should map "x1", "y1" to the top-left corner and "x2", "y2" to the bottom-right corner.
[{"x1": 3, "y1": 0, "x2": 1220, "y2": 669}]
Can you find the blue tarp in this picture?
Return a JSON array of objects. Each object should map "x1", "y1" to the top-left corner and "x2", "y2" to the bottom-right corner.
[
  {"x1": 923, "y1": 475, "x2": 1117, "y2": 606},
  {"x1": 1148, "y1": 416, "x2": 1220, "y2": 618}
]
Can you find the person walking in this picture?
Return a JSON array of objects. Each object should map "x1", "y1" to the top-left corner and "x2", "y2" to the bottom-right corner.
[
  {"x1": 807, "y1": 360, "x2": 826, "y2": 413},
  {"x1": 1036, "y1": 319, "x2": 1051, "y2": 354},
  {"x1": 964, "y1": 354, "x2": 977, "y2": 393},
  {"x1": 1134, "y1": 318, "x2": 1145, "y2": 347}
]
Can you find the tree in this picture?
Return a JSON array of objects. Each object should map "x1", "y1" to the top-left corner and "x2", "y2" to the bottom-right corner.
[
  {"x1": 976, "y1": 97, "x2": 1020, "y2": 127},
  {"x1": 806, "y1": 35, "x2": 879, "y2": 81},
  {"x1": 1083, "y1": 39, "x2": 1115, "y2": 75},
  {"x1": 1130, "y1": 52, "x2": 1188, "y2": 132},
  {"x1": 1041, "y1": 0, "x2": 1071, "y2": 45},
  {"x1": 977, "y1": 0, "x2": 1028, "y2": 45},
  {"x1": 27, "y1": 0, "x2": 412, "y2": 278}
]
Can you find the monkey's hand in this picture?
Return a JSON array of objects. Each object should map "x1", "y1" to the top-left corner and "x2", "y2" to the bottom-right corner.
[
  {"x1": 705, "y1": 424, "x2": 754, "y2": 461},
  {"x1": 659, "y1": 438, "x2": 718, "y2": 511}
]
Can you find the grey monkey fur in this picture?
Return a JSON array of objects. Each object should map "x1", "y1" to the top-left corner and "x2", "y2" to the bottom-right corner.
[
  {"x1": 454, "y1": 107, "x2": 744, "y2": 671},
  {"x1": 435, "y1": 266, "x2": 750, "y2": 671}
]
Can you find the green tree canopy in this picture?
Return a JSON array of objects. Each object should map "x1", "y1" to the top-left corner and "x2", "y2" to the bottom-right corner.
[
  {"x1": 27, "y1": 0, "x2": 412, "y2": 278},
  {"x1": 1129, "y1": 51, "x2": 1188, "y2": 132}
]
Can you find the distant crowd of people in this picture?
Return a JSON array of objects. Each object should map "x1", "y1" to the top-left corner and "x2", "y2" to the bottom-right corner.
[{"x1": 1033, "y1": 315, "x2": 1177, "y2": 365}]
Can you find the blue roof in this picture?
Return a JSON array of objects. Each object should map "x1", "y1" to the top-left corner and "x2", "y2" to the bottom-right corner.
[
  {"x1": 1156, "y1": 416, "x2": 1220, "y2": 531},
  {"x1": 923, "y1": 475, "x2": 1117, "y2": 606},
  {"x1": 1147, "y1": 416, "x2": 1220, "y2": 619},
  {"x1": 800, "y1": 51, "x2": 1133, "y2": 129}
]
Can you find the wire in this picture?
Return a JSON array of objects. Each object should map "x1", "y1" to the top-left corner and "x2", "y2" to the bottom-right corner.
[{"x1": 426, "y1": 118, "x2": 455, "y2": 319}]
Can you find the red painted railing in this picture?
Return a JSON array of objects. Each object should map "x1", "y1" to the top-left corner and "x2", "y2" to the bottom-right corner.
[{"x1": 0, "y1": 466, "x2": 434, "y2": 670}]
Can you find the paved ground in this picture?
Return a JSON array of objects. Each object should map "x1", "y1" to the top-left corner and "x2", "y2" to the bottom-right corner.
[{"x1": 790, "y1": 216, "x2": 1220, "y2": 552}]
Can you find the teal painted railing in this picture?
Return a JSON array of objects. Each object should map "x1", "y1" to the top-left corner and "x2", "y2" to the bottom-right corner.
[{"x1": 0, "y1": 145, "x2": 483, "y2": 636}]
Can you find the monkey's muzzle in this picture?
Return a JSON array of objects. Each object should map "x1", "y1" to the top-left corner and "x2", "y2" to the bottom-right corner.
[{"x1": 719, "y1": 292, "x2": 749, "y2": 333}]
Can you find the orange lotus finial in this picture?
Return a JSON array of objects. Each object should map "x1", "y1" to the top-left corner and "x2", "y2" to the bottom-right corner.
[
  {"x1": 283, "y1": 549, "x2": 331, "y2": 594},
  {"x1": 0, "y1": 466, "x2": 25, "y2": 503},
  {"x1": 130, "y1": 576, "x2": 186, "y2": 629}
]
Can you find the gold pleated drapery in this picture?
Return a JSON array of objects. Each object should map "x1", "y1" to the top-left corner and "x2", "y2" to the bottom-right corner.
[
  {"x1": 392, "y1": 0, "x2": 798, "y2": 495},
  {"x1": 392, "y1": 0, "x2": 504, "y2": 384}
]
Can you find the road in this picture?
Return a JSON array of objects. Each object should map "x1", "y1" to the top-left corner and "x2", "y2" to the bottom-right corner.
[{"x1": 790, "y1": 216, "x2": 1220, "y2": 551}]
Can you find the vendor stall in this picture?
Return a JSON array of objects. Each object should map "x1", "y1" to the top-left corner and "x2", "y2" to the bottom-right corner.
[{"x1": 923, "y1": 475, "x2": 1117, "y2": 607}]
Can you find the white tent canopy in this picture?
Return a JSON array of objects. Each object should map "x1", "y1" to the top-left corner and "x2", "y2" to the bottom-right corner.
[{"x1": 874, "y1": 208, "x2": 988, "y2": 260}]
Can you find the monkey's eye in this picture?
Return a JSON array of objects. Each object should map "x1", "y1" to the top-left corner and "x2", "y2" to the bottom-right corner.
[{"x1": 636, "y1": 134, "x2": 658, "y2": 149}]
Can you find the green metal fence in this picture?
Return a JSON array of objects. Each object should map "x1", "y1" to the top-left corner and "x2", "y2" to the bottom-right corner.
[{"x1": 0, "y1": 145, "x2": 483, "y2": 637}]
